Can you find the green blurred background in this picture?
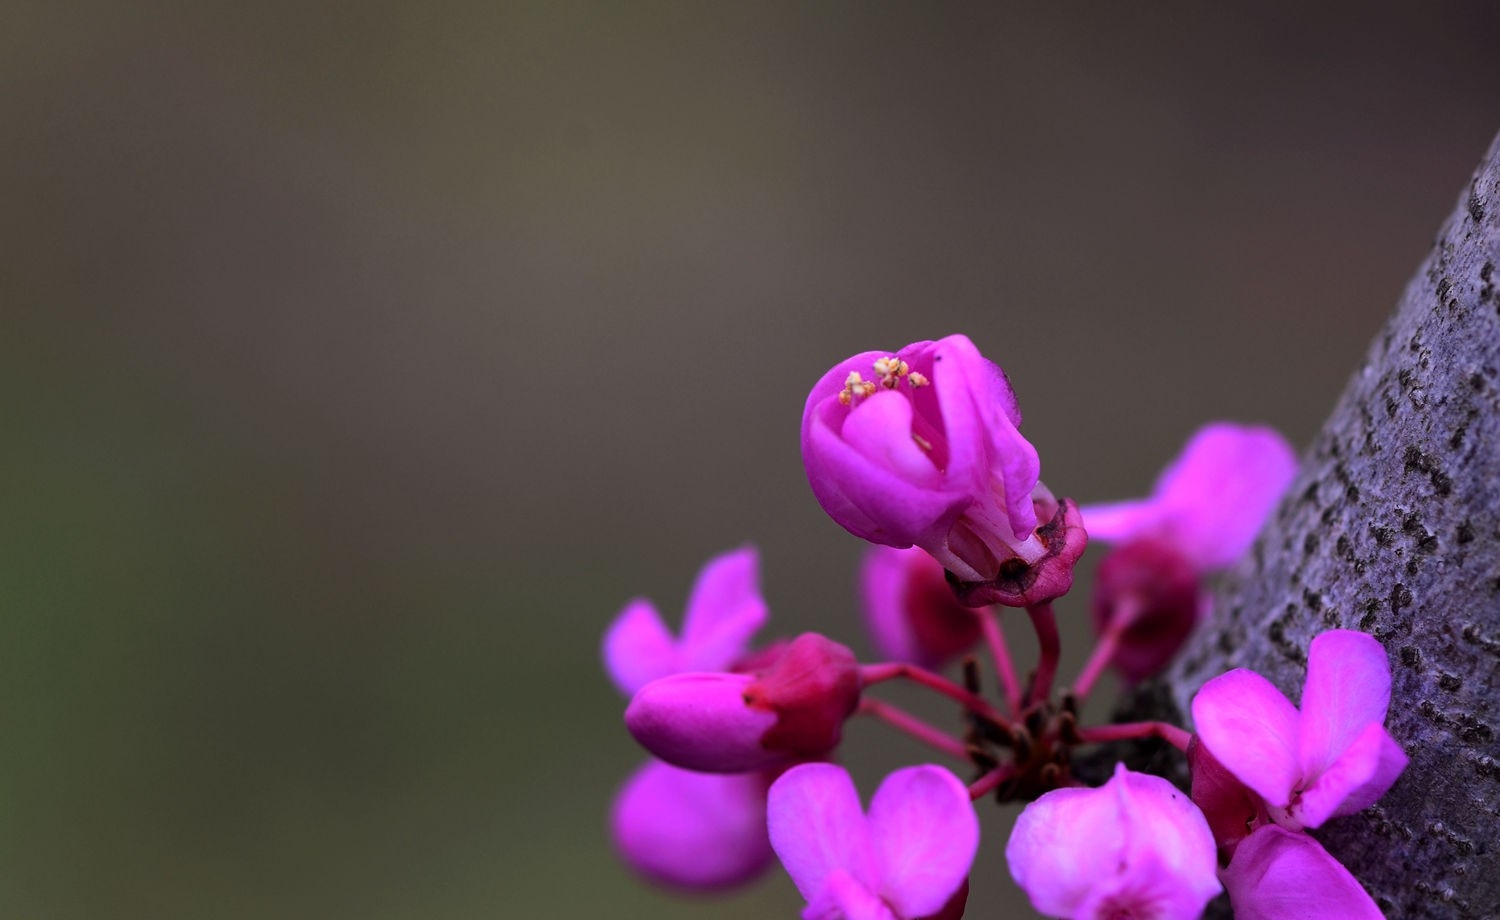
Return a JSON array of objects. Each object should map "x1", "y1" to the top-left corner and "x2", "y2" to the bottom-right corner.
[{"x1": 4, "y1": 3, "x2": 1498, "y2": 917}]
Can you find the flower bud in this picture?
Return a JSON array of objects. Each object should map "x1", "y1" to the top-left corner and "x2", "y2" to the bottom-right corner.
[
  {"x1": 860, "y1": 545, "x2": 982, "y2": 669},
  {"x1": 1091, "y1": 537, "x2": 1203, "y2": 683},
  {"x1": 624, "y1": 633, "x2": 862, "y2": 773}
]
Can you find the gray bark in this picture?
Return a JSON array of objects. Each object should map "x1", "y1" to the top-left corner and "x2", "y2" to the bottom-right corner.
[{"x1": 1144, "y1": 132, "x2": 1500, "y2": 918}]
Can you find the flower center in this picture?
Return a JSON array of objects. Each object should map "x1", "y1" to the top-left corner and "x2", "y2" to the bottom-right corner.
[{"x1": 837, "y1": 356, "x2": 929, "y2": 406}]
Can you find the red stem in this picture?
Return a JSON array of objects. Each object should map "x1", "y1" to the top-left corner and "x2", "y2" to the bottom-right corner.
[
  {"x1": 1025, "y1": 601, "x2": 1060, "y2": 706},
  {"x1": 860, "y1": 663, "x2": 1012, "y2": 729},
  {"x1": 1072, "y1": 596, "x2": 1143, "y2": 704},
  {"x1": 968, "y1": 764, "x2": 1016, "y2": 800},
  {"x1": 859, "y1": 697, "x2": 969, "y2": 761},
  {"x1": 1077, "y1": 720, "x2": 1192, "y2": 752},
  {"x1": 978, "y1": 609, "x2": 1022, "y2": 718}
]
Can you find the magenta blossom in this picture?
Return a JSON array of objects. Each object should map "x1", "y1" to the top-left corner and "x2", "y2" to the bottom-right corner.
[
  {"x1": 610, "y1": 758, "x2": 775, "y2": 891},
  {"x1": 1220, "y1": 825, "x2": 1383, "y2": 919},
  {"x1": 1191, "y1": 630, "x2": 1408, "y2": 831},
  {"x1": 602, "y1": 546, "x2": 768, "y2": 696},
  {"x1": 625, "y1": 633, "x2": 862, "y2": 773},
  {"x1": 860, "y1": 545, "x2": 982, "y2": 670},
  {"x1": 802, "y1": 336, "x2": 1086, "y2": 604},
  {"x1": 1079, "y1": 423, "x2": 1295, "y2": 683},
  {"x1": 1081, "y1": 422, "x2": 1297, "y2": 573},
  {"x1": 768, "y1": 762, "x2": 978, "y2": 920},
  {"x1": 1006, "y1": 763, "x2": 1221, "y2": 920}
]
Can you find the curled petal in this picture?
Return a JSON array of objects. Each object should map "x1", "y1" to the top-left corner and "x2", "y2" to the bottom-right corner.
[
  {"x1": 768, "y1": 763, "x2": 878, "y2": 904},
  {"x1": 625, "y1": 673, "x2": 781, "y2": 773},
  {"x1": 867, "y1": 766, "x2": 978, "y2": 919},
  {"x1": 610, "y1": 760, "x2": 773, "y2": 890},
  {"x1": 1222, "y1": 826, "x2": 1383, "y2": 920},
  {"x1": 1192, "y1": 669, "x2": 1302, "y2": 807},
  {"x1": 603, "y1": 599, "x2": 678, "y2": 696},
  {"x1": 1297, "y1": 630, "x2": 1393, "y2": 780}
]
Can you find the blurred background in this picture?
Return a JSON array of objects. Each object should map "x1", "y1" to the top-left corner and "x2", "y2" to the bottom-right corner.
[{"x1": 4, "y1": 3, "x2": 1498, "y2": 917}]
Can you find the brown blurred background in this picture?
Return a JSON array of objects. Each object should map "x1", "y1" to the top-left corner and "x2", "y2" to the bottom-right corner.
[{"x1": 3, "y1": 3, "x2": 1497, "y2": 917}]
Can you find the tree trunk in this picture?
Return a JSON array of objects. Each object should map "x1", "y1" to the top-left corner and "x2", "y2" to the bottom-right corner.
[{"x1": 1144, "y1": 131, "x2": 1500, "y2": 919}]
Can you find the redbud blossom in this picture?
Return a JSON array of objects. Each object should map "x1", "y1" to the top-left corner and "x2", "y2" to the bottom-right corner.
[
  {"x1": 625, "y1": 633, "x2": 862, "y2": 773},
  {"x1": 1191, "y1": 630, "x2": 1408, "y2": 831},
  {"x1": 610, "y1": 758, "x2": 774, "y2": 890},
  {"x1": 802, "y1": 336, "x2": 1085, "y2": 604},
  {"x1": 768, "y1": 763, "x2": 978, "y2": 920},
  {"x1": 1080, "y1": 423, "x2": 1295, "y2": 681},
  {"x1": 860, "y1": 545, "x2": 982, "y2": 670},
  {"x1": 1220, "y1": 825, "x2": 1384, "y2": 920},
  {"x1": 603, "y1": 546, "x2": 768, "y2": 696},
  {"x1": 1006, "y1": 764, "x2": 1221, "y2": 920},
  {"x1": 1081, "y1": 422, "x2": 1297, "y2": 573}
]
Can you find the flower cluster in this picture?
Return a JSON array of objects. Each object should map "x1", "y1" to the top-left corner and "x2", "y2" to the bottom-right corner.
[{"x1": 602, "y1": 335, "x2": 1406, "y2": 919}]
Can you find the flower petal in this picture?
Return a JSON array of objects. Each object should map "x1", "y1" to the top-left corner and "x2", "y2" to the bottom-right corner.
[
  {"x1": 625, "y1": 673, "x2": 781, "y2": 773},
  {"x1": 1297, "y1": 630, "x2": 1392, "y2": 780},
  {"x1": 679, "y1": 546, "x2": 769, "y2": 672},
  {"x1": 801, "y1": 869, "x2": 899, "y2": 920},
  {"x1": 841, "y1": 389, "x2": 947, "y2": 488},
  {"x1": 768, "y1": 763, "x2": 878, "y2": 903},
  {"x1": 610, "y1": 759, "x2": 772, "y2": 890},
  {"x1": 1191, "y1": 669, "x2": 1302, "y2": 807},
  {"x1": 867, "y1": 765, "x2": 979, "y2": 919},
  {"x1": 1222, "y1": 826, "x2": 1384, "y2": 920},
  {"x1": 1149, "y1": 423, "x2": 1297, "y2": 571},
  {"x1": 929, "y1": 335, "x2": 1038, "y2": 539},
  {"x1": 1112, "y1": 767, "x2": 1222, "y2": 912},
  {"x1": 1006, "y1": 785, "x2": 1128, "y2": 916},
  {"x1": 1292, "y1": 721, "x2": 1407, "y2": 829},
  {"x1": 602, "y1": 598, "x2": 678, "y2": 696},
  {"x1": 803, "y1": 393, "x2": 968, "y2": 548}
]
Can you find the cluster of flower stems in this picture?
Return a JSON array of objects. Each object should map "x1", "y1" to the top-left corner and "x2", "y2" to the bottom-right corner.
[{"x1": 604, "y1": 335, "x2": 1407, "y2": 920}]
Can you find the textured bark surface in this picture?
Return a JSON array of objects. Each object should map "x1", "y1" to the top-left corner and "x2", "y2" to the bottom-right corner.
[{"x1": 1141, "y1": 132, "x2": 1500, "y2": 918}]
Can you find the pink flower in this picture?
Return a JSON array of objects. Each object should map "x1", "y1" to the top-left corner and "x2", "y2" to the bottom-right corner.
[
  {"x1": 625, "y1": 633, "x2": 863, "y2": 773},
  {"x1": 1191, "y1": 630, "x2": 1408, "y2": 831},
  {"x1": 610, "y1": 758, "x2": 775, "y2": 891},
  {"x1": 1220, "y1": 825, "x2": 1383, "y2": 920},
  {"x1": 860, "y1": 545, "x2": 982, "y2": 670},
  {"x1": 1080, "y1": 423, "x2": 1296, "y2": 682},
  {"x1": 602, "y1": 547, "x2": 779, "y2": 892},
  {"x1": 768, "y1": 762, "x2": 978, "y2": 920},
  {"x1": 1081, "y1": 422, "x2": 1297, "y2": 573},
  {"x1": 801, "y1": 337, "x2": 1084, "y2": 606},
  {"x1": 602, "y1": 546, "x2": 768, "y2": 696},
  {"x1": 1006, "y1": 764, "x2": 1221, "y2": 920}
]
